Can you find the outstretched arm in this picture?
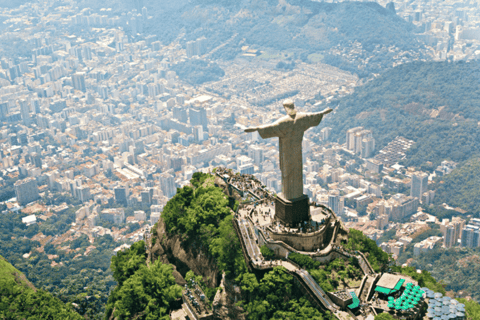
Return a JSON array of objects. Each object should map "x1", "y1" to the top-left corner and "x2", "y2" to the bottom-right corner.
[
  {"x1": 244, "y1": 118, "x2": 285, "y2": 139},
  {"x1": 300, "y1": 107, "x2": 333, "y2": 130},
  {"x1": 245, "y1": 127, "x2": 259, "y2": 133}
]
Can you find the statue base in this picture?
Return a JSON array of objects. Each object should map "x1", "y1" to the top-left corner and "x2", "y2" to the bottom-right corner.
[{"x1": 275, "y1": 194, "x2": 310, "y2": 227}]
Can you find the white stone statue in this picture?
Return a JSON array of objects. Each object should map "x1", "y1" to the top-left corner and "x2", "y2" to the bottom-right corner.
[{"x1": 245, "y1": 99, "x2": 332, "y2": 200}]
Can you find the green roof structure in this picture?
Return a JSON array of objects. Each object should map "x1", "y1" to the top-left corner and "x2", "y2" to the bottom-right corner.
[
  {"x1": 393, "y1": 278, "x2": 405, "y2": 291},
  {"x1": 348, "y1": 291, "x2": 360, "y2": 310},
  {"x1": 375, "y1": 286, "x2": 391, "y2": 295}
]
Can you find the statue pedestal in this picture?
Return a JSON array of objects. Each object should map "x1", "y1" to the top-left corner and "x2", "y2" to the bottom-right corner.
[{"x1": 275, "y1": 194, "x2": 310, "y2": 227}]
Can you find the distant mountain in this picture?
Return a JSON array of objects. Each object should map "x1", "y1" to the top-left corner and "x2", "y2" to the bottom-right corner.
[
  {"x1": 0, "y1": 255, "x2": 83, "y2": 319},
  {"x1": 79, "y1": 0, "x2": 422, "y2": 64}
]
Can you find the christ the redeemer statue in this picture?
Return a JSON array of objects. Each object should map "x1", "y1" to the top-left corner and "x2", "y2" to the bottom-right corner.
[{"x1": 245, "y1": 100, "x2": 332, "y2": 201}]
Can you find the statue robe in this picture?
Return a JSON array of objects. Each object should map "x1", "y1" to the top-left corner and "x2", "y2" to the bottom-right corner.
[{"x1": 256, "y1": 112, "x2": 325, "y2": 200}]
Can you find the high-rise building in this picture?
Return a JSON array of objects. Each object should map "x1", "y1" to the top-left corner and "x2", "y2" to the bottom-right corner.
[
  {"x1": 189, "y1": 106, "x2": 208, "y2": 129},
  {"x1": 320, "y1": 127, "x2": 331, "y2": 141},
  {"x1": 410, "y1": 172, "x2": 428, "y2": 200},
  {"x1": 159, "y1": 173, "x2": 176, "y2": 198},
  {"x1": 193, "y1": 125, "x2": 204, "y2": 142},
  {"x1": 14, "y1": 177, "x2": 40, "y2": 206},
  {"x1": 248, "y1": 145, "x2": 265, "y2": 166},
  {"x1": 461, "y1": 225, "x2": 480, "y2": 248},
  {"x1": 354, "y1": 130, "x2": 373, "y2": 155},
  {"x1": 0, "y1": 102, "x2": 8, "y2": 120},
  {"x1": 361, "y1": 136, "x2": 375, "y2": 158},
  {"x1": 141, "y1": 190, "x2": 151, "y2": 204},
  {"x1": 114, "y1": 186, "x2": 130, "y2": 205},
  {"x1": 72, "y1": 72, "x2": 86, "y2": 92},
  {"x1": 173, "y1": 106, "x2": 188, "y2": 123},
  {"x1": 19, "y1": 99, "x2": 31, "y2": 126},
  {"x1": 442, "y1": 217, "x2": 465, "y2": 248},
  {"x1": 195, "y1": 37, "x2": 207, "y2": 56},
  {"x1": 328, "y1": 192, "x2": 344, "y2": 215},
  {"x1": 346, "y1": 127, "x2": 364, "y2": 150}
]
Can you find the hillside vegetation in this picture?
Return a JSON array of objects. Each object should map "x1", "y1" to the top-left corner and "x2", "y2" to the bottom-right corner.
[
  {"x1": 0, "y1": 255, "x2": 83, "y2": 319},
  {"x1": 320, "y1": 61, "x2": 480, "y2": 211},
  {"x1": 105, "y1": 241, "x2": 182, "y2": 320},
  {"x1": 324, "y1": 61, "x2": 480, "y2": 167},
  {"x1": 407, "y1": 247, "x2": 480, "y2": 301},
  {"x1": 0, "y1": 208, "x2": 117, "y2": 319},
  {"x1": 432, "y1": 158, "x2": 480, "y2": 214}
]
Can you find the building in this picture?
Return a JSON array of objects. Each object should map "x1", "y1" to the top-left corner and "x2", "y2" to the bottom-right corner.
[
  {"x1": 346, "y1": 127, "x2": 364, "y2": 151},
  {"x1": 413, "y1": 236, "x2": 442, "y2": 257},
  {"x1": 189, "y1": 106, "x2": 208, "y2": 130},
  {"x1": 22, "y1": 214, "x2": 37, "y2": 226},
  {"x1": 173, "y1": 106, "x2": 188, "y2": 123},
  {"x1": 248, "y1": 145, "x2": 265, "y2": 166},
  {"x1": 134, "y1": 210, "x2": 146, "y2": 221},
  {"x1": 328, "y1": 192, "x2": 344, "y2": 215},
  {"x1": 19, "y1": 99, "x2": 31, "y2": 126},
  {"x1": 374, "y1": 194, "x2": 419, "y2": 221},
  {"x1": 461, "y1": 225, "x2": 480, "y2": 248},
  {"x1": 460, "y1": 218, "x2": 480, "y2": 248},
  {"x1": 410, "y1": 172, "x2": 428, "y2": 200},
  {"x1": 186, "y1": 41, "x2": 196, "y2": 58},
  {"x1": 114, "y1": 186, "x2": 129, "y2": 205},
  {"x1": 72, "y1": 72, "x2": 86, "y2": 92},
  {"x1": 366, "y1": 159, "x2": 383, "y2": 174},
  {"x1": 441, "y1": 217, "x2": 465, "y2": 248},
  {"x1": 100, "y1": 208, "x2": 125, "y2": 224},
  {"x1": 14, "y1": 177, "x2": 40, "y2": 206},
  {"x1": 159, "y1": 173, "x2": 176, "y2": 198},
  {"x1": 150, "y1": 204, "x2": 163, "y2": 225}
]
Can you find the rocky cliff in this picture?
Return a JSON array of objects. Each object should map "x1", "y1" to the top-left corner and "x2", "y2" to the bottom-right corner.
[{"x1": 152, "y1": 218, "x2": 221, "y2": 288}]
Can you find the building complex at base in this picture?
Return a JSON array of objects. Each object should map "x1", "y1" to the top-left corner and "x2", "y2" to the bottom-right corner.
[{"x1": 215, "y1": 168, "x2": 466, "y2": 320}]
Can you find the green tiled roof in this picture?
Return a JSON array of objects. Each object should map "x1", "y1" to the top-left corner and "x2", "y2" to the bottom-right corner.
[
  {"x1": 375, "y1": 286, "x2": 391, "y2": 295},
  {"x1": 348, "y1": 291, "x2": 360, "y2": 309},
  {"x1": 394, "y1": 278, "x2": 405, "y2": 291}
]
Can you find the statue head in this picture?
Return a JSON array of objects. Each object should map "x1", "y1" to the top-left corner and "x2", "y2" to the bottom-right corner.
[{"x1": 283, "y1": 99, "x2": 297, "y2": 117}]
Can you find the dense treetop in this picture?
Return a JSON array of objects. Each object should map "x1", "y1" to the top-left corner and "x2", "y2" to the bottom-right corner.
[{"x1": 105, "y1": 241, "x2": 182, "y2": 320}]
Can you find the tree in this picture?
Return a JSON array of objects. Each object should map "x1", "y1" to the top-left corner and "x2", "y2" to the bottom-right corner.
[
  {"x1": 239, "y1": 272, "x2": 259, "y2": 301},
  {"x1": 375, "y1": 313, "x2": 395, "y2": 320},
  {"x1": 210, "y1": 215, "x2": 247, "y2": 277},
  {"x1": 112, "y1": 260, "x2": 182, "y2": 320},
  {"x1": 260, "y1": 245, "x2": 275, "y2": 260},
  {"x1": 344, "y1": 229, "x2": 389, "y2": 272},
  {"x1": 110, "y1": 241, "x2": 147, "y2": 286}
]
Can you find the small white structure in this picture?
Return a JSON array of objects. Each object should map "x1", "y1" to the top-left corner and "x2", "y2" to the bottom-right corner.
[{"x1": 22, "y1": 214, "x2": 37, "y2": 226}]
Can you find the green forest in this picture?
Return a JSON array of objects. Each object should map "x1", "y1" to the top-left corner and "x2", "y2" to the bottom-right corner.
[
  {"x1": 0, "y1": 209, "x2": 117, "y2": 319},
  {"x1": 432, "y1": 157, "x2": 480, "y2": 215},
  {"x1": 405, "y1": 247, "x2": 480, "y2": 301},
  {"x1": 324, "y1": 61, "x2": 480, "y2": 167},
  {"x1": 0, "y1": 255, "x2": 83, "y2": 319},
  {"x1": 105, "y1": 241, "x2": 182, "y2": 320}
]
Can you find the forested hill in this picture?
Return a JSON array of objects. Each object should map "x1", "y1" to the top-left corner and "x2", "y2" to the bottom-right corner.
[
  {"x1": 0, "y1": 255, "x2": 83, "y2": 319},
  {"x1": 322, "y1": 60, "x2": 480, "y2": 168},
  {"x1": 76, "y1": 0, "x2": 421, "y2": 59}
]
